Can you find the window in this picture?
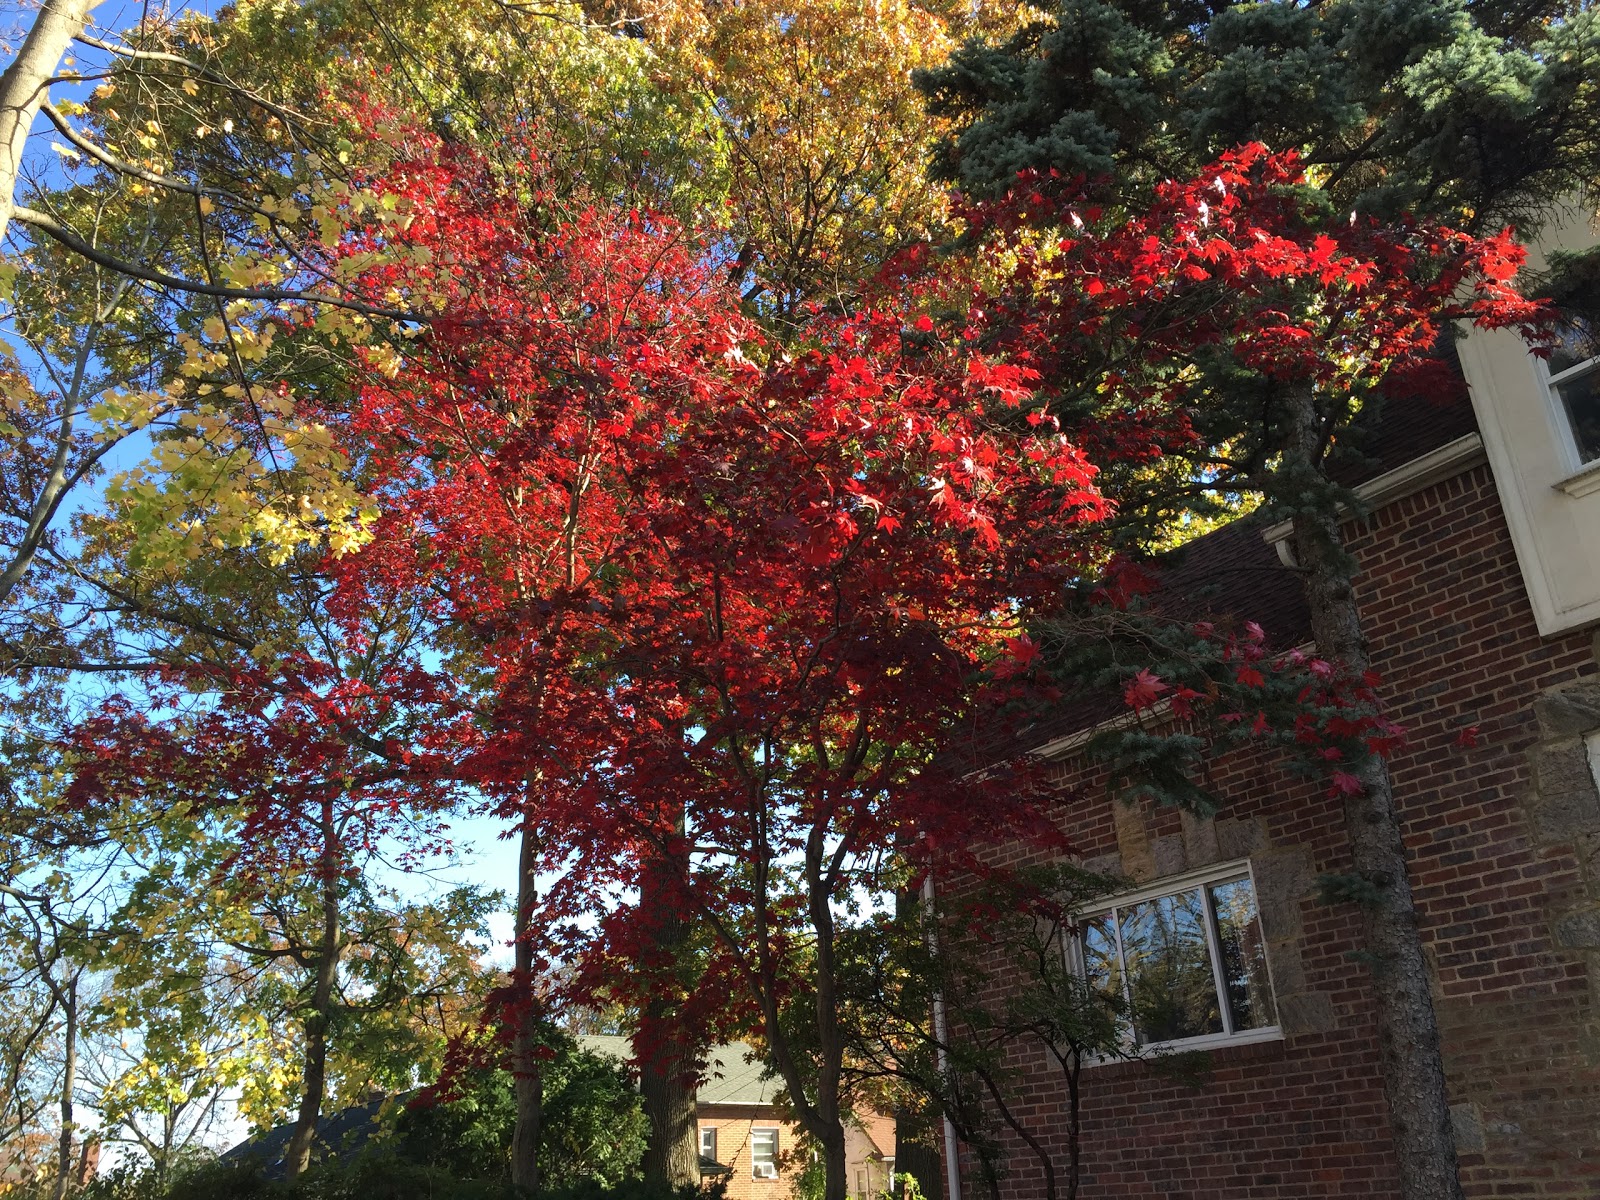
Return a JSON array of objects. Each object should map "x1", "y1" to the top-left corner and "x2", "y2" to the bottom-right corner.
[
  {"x1": 1077, "y1": 863, "x2": 1278, "y2": 1052},
  {"x1": 699, "y1": 1126, "x2": 716, "y2": 1162},
  {"x1": 1543, "y1": 317, "x2": 1600, "y2": 464},
  {"x1": 751, "y1": 1127, "x2": 779, "y2": 1179}
]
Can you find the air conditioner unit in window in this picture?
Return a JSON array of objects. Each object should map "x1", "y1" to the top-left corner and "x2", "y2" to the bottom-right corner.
[{"x1": 754, "y1": 1165, "x2": 779, "y2": 1180}]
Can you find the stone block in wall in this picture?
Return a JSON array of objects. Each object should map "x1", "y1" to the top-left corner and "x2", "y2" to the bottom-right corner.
[
  {"x1": 1151, "y1": 834, "x2": 1187, "y2": 877},
  {"x1": 1527, "y1": 740, "x2": 1600, "y2": 843},
  {"x1": 1076, "y1": 852, "x2": 1123, "y2": 880},
  {"x1": 1534, "y1": 683, "x2": 1600, "y2": 738},
  {"x1": 1215, "y1": 816, "x2": 1268, "y2": 859},
  {"x1": 1112, "y1": 799, "x2": 1156, "y2": 882},
  {"x1": 1264, "y1": 938, "x2": 1306, "y2": 996},
  {"x1": 1180, "y1": 808, "x2": 1222, "y2": 866},
  {"x1": 1450, "y1": 1103, "x2": 1486, "y2": 1154},
  {"x1": 1251, "y1": 848, "x2": 1312, "y2": 942},
  {"x1": 1275, "y1": 991, "x2": 1335, "y2": 1036},
  {"x1": 1576, "y1": 831, "x2": 1600, "y2": 885},
  {"x1": 1554, "y1": 905, "x2": 1600, "y2": 950}
]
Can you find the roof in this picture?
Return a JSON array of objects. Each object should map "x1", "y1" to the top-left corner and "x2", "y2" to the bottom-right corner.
[
  {"x1": 1326, "y1": 342, "x2": 1478, "y2": 488},
  {"x1": 577, "y1": 1036, "x2": 782, "y2": 1107},
  {"x1": 955, "y1": 381, "x2": 1482, "y2": 762},
  {"x1": 221, "y1": 1094, "x2": 394, "y2": 1176},
  {"x1": 698, "y1": 1042, "x2": 780, "y2": 1106}
]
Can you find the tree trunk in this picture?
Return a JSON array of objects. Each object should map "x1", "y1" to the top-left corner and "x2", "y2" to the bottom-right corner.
[
  {"x1": 816, "y1": 1120, "x2": 850, "y2": 1200},
  {"x1": 805, "y1": 832, "x2": 849, "y2": 1200},
  {"x1": 1285, "y1": 387, "x2": 1463, "y2": 1200},
  {"x1": 0, "y1": 0, "x2": 98, "y2": 242},
  {"x1": 744, "y1": 819, "x2": 852, "y2": 1200},
  {"x1": 285, "y1": 801, "x2": 342, "y2": 1182},
  {"x1": 510, "y1": 819, "x2": 544, "y2": 1196},
  {"x1": 52, "y1": 973, "x2": 77, "y2": 1200},
  {"x1": 638, "y1": 1022, "x2": 700, "y2": 1187},
  {"x1": 1061, "y1": 1047, "x2": 1082, "y2": 1200},
  {"x1": 638, "y1": 807, "x2": 701, "y2": 1188},
  {"x1": 891, "y1": 1101, "x2": 944, "y2": 1200}
]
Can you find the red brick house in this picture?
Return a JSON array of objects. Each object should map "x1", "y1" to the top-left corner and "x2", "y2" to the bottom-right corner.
[
  {"x1": 940, "y1": 212, "x2": 1600, "y2": 1197},
  {"x1": 691, "y1": 1043, "x2": 895, "y2": 1200},
  {"x1": 581, "y1": 1037, "x2": 895, "y2": 1198}
]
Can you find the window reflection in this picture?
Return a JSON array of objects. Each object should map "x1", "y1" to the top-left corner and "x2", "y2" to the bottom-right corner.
[
  {"x1": 1208, "y1": 878, "x2": 1276, "y2": 1031},
  {"x1": 1081, "y1": 911, "x2": 1122, "y2": 1008},
  {"x1": 1546, "y1": 317, "x2": 1600, "y2": 463},
  {"x1": 1077, "y1": 871, "x2": 1276, "y2": 1049},
  {"x1": 1556, "y1": 371, "x2": 1600, "y2": 463},
  {"x1": 1120, "y1": 887, "x2": 1223, "y2": 1044}
]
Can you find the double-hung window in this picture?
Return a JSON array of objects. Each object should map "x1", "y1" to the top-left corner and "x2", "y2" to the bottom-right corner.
[
  {"x1": 1076, "y1": 862, "x2": 1278, "y2": 1053},
  {"x1": 751, "y1": 1127, "x2": 779, "y2": 1179},
  {"x1": 1543, "y1": 318, "x2": 1600, "y2": 465},
  {"x1": 699, "y1": 1126, "x2": 717, "y2": 1162}
]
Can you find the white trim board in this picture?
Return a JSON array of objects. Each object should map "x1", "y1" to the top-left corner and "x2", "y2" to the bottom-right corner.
[{"x1": 1261, "y1": 433, "x2": 1486, "y2": 563}]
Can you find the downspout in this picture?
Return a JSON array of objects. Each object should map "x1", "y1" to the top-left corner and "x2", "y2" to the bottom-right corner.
[{"x1": 921, "y1": 871, "x2": 962, "y2": 1200}]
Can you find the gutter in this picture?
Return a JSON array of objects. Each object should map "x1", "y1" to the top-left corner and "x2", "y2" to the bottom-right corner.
[{"x1": 1262, "y1": 433, "x2": 1486, "y2": 566}]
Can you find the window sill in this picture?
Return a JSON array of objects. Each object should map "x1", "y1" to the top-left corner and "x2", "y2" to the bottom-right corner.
[
  {"x1": 1555, "y1": 457, "x2": 1600, "y2": 498},
  {"x1": 1081, "y1": 1025, "x2": 1284, "y2": 1069}
]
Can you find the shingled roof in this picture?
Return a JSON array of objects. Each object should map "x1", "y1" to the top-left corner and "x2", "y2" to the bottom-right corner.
[
  {"x1": 579, "y1": 1036, "x2": 781, "y2": 1107},
  {"x1": 953, "y1": 383, "x2": 1482, "y2": 762}
]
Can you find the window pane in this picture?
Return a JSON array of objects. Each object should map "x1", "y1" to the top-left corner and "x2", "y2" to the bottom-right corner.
[
  {"x1": 1557, "y1": 366, "x2": 1600, "y2": 463},
  {"x1": 1119, "y1": 887, "x2": 1224, "y2": 1044},
  {"x1": 1080, "y1": 910, "x2": 1123, "y2": 1008},
  {"x1": 700, "y1": 1126, "x2": 716, "y2": 1159},
  {"x1": 752, "y1": 1128, "x2": 778, "y2": 1175},
  {"x1": 1208, "y1": 878, "x2": 1277, "y2": 1031},
  {"x1": 1549, "y1": 317, "x2": 1599, "y2": 375}
]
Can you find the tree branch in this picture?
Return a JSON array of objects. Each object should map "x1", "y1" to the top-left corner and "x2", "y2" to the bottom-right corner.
[{"x1": 11, "y1": 206, "x2": 424, "y2": 322}]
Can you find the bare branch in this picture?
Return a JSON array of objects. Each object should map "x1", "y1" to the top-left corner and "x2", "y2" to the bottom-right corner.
[{"x1": 12, "y1": 206, "x2": 424, "y2": 322}]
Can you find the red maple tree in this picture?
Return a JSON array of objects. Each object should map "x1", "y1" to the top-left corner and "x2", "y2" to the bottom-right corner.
[{"x1": 307, "y1": 134, "x2": 1554, "y2": 1199}]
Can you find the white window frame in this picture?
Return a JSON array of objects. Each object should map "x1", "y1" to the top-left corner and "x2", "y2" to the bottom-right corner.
[
  {"x1": 751, "y1": 1126, "x2": 780, "y2": 1180},
  {"x1": 1071, "y1": 858, "x2": 1282, "y2": 1059},
  {"x1": 1537, "y1": 321, "x2": 1600, "y2": 472},
  {"x1": 699, "y1": 1125, "x2": 716, "y2": 1162}
]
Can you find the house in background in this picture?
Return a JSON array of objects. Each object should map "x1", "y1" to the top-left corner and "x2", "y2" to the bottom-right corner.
[
  {"x1": 582, "y1": 1037, "x2": 895, "y2": 1199},
  {"x1": 939, "y1": 208, "x2": 1600, "y2": 1197}
]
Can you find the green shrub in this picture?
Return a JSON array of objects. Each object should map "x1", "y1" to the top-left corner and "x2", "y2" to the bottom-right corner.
[{"x1": 395, "y1": 1031, "x2": 647, "y2": 1187}]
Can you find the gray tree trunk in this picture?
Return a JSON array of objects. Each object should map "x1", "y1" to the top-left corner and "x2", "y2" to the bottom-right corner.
[
  {"x1": 51, "y1": 973, "x2": 77, "y2": 1200},
  {"x1": 0, "y1": 0, "x2": 99, "y2": 242},
  {"x1": 638, "y1": 1022, "x2": 700, "y2": 1188},
  {"x1": 1284, "y1": 387, "x2": 1463, "y2": 1200},
  {"x1": 510, "y1": 820, "x2": 543, "y2": 1195},
  {"x1": 805, "y1": 832, "x2": 849, "y2": 1200},
  {"x1": 637, "y1": 811, "x2": 701, "y2": 1188},
  {"x1": 284, "y1": 800, "x2": 343, "y2": 1182}
]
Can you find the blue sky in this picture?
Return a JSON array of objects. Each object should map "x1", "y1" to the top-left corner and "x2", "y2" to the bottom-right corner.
[{"x1": 4, "y1": 0, "x2": 528, "y2": 951}]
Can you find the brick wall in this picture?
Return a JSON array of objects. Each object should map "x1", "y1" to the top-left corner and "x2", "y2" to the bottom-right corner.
[
  {"x1": 699, "y1": 1108, "x2": 802, "y2": 1200},
  {"x1": 953, "y1": 463, "x2": 1600, "y2": 1198}
]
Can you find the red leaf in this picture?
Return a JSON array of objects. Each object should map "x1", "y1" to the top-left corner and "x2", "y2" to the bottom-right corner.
[
  {"x1": 1328, "y1": 770, "x2": 1365, "y2": 798},
  {"x1": 1123, "y1": 669, "x2": 1169, "y2": 710}
]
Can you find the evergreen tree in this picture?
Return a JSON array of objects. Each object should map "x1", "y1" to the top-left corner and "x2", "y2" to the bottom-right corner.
[{"x1": 918, "y1": 0, "x2": 1600, "y2": 228}]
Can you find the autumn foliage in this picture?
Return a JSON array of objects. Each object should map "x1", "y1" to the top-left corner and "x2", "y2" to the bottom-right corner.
[{"x1": 50, "y1": 123, "x2": 1558, "y2": 1197}]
